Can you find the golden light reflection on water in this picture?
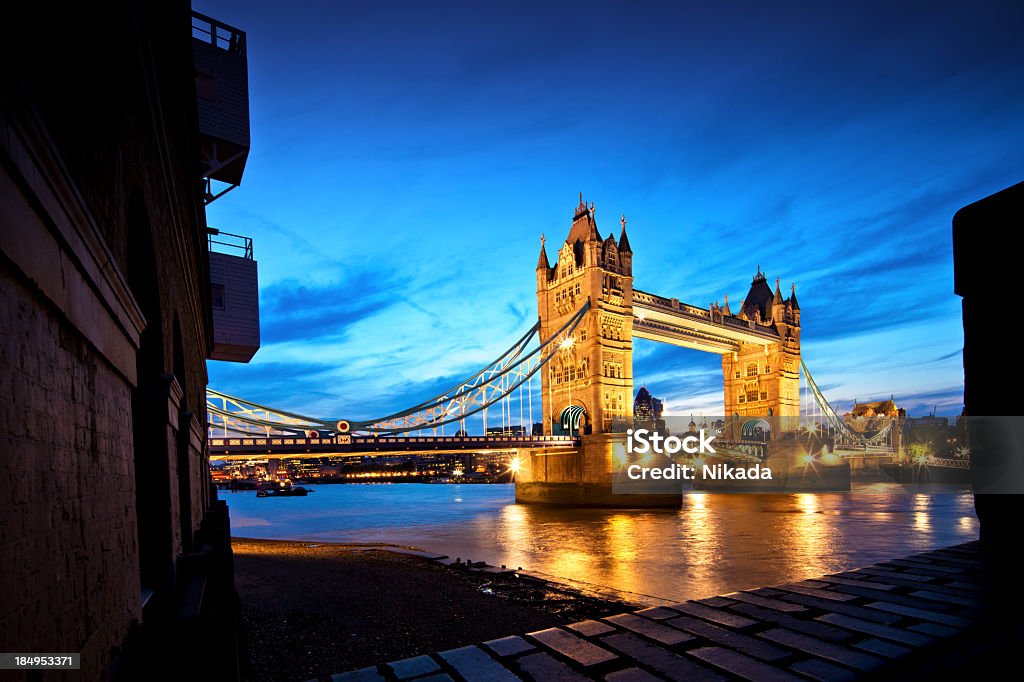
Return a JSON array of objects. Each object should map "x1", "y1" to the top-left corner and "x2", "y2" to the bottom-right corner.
[
  {"x1": 228, "y1": 483, "x2": 979, "y2": 605},
  {"x1": 480, "y1": 489, "x2": 978, "y2": 603}
]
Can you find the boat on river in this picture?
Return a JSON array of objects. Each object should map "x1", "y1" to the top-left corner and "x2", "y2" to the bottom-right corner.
[{"x1": 255, "y1": 479, "x2": 313, "y2": 497}]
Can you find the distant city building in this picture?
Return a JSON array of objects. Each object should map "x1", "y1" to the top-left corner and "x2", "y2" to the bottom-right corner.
[
  {"x1": 487, "y1": 425, "x2": 528, "y2": 437},
  {"x1": 634, "y1": 386, "x2": 667, "y2": 433},
  {"x1": 906, "y1": 415, "x2": 950, "y2": 429},
  {"x1": 848, "y1": 397, "x2": 903, "y2": 419},
  {"x1": 844, "y1": 396, "x2": 905, "y2": 451}
]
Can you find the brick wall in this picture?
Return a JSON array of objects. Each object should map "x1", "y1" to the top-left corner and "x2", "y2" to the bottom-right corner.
[{"x1": 0, "y1": 268, "x2": 139, "y2": 680}]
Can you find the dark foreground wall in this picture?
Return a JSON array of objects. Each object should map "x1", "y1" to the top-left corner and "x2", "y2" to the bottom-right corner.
[
  {"x1": 953, "y1": 181, "x2": 1024, "y2": 544},
  {"x1": 1, "y1": 3, "x2": 240, "y2": 679}
]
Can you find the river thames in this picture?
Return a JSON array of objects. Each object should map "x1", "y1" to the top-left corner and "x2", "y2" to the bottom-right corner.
[{"x1": 225, "y1": 483, "x2": 977, "y2": 604}]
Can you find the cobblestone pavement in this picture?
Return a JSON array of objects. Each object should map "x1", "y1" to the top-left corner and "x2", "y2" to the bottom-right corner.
[{"x1": 311, "y1": 542, "x2": 1022, "y2": 681}]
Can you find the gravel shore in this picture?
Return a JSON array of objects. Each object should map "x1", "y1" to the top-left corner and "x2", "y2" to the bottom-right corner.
[{"x1": 232, "y1": 538, "x2": 630, "y2": 682}]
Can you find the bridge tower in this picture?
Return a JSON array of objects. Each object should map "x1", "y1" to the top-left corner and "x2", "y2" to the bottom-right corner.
[
  {"x1": 536, "y1": 194, "x2": 634, "y2": 435},
  {"x1": 722, "y1": 271, "x2": 802, "y2": 431}
]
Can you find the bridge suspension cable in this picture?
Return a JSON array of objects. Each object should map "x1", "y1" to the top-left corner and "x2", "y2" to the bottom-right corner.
[
  {"x1": 207, "y1": 300, "x2": 592, "y2": 437},
  {"x1": 800, "y1": 359, "x2": 896, "y2": 451}
]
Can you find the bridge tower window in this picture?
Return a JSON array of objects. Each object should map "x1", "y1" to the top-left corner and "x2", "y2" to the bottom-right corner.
[{"x1": 746, "y1": 362, "x2": 758, "y2": 377}]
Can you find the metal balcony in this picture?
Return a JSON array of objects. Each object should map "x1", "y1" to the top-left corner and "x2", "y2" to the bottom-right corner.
[
  {"x1": 192, "y1": 11, "x2": 250, "y2": 204},
  {"x1": 208, "y1": 230, "x2": 260, "y2": 362}
]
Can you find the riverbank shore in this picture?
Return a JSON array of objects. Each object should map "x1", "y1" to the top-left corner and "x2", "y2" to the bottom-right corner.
[{"x1": 232, "y1": 538, "x2": 631, "y2": 682}]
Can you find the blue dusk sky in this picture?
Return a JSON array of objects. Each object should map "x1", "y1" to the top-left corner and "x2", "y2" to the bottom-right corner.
[{"x1": 198, "y1": 0, "x2": 1024, "y2": 424}]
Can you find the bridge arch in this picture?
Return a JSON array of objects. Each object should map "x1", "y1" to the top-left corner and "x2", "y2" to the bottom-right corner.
[
  {"x1": 741, "y1": 417, "x2": 771, "y2": 442},
  {"x1": 558, "y1": 402, "x2": 589, "y2": 435}
]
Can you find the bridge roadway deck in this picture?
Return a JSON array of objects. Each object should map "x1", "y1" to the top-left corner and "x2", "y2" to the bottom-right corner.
[
  {"x1": 208, "y1": 434, "x2": 580, "y2": 459},
  {"x1": 321, "y1": 541, "x2": 1014, "y2": 681}
]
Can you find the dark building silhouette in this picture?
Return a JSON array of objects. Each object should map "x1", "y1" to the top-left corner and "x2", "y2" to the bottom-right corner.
[
  {"x1": 1, "y1": 2, "x2": 253, "y2": 679},
  {"x1": 953, "y1": 180, "x2": 1024, "y2": 546}
]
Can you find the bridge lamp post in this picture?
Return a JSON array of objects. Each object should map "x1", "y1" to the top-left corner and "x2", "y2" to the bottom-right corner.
[{"x1": 560, "y1": 337, "x2": 575, "y2": 437}]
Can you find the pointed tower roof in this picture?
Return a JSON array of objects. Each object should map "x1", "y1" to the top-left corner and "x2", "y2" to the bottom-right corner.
[
  {"x1": 773, "y1": 278, "x2": 784, "y2": 306},
  {"x1": 722, "y1": 293, "x2": 732, "y2": 316},
  {"x1": 566, "y1": 193, "x2": 601, "y2": 245},
  {"x1": 537, "y1": 234, "x2": 550, "y2": 270},
  {"x1": 618, "y1": 214, "x2": 632, "y2": 253},
  {"x1": 740, "y1": 267, "x2": 773, "y2": 322},
  {"x1": 789, "y1": 283, "x2": 800, "y2": 310}
]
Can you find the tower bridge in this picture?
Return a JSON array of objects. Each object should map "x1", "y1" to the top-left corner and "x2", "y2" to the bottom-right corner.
[{"x1": 208, "y1": 195, "x2": 924, "y2": 502}]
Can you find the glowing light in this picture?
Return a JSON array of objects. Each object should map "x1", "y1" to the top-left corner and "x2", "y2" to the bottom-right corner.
[
  {"x1": 508, "y1": 456, "x2": 521, "y2": 475},
  {"x1": 800, "y1": 453, "x2": 815, "y2": 465},
  {"x1": 560, "y1": 337, "x2": 575, "y2": 349}
]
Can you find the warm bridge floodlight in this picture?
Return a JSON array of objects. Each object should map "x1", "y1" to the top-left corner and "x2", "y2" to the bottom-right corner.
[
  {"x1": 560, "y1": 337, "x2": 575, "y2": 349},
  {"x1": 509, "y1": 456, "x2": 521, "y2": 475}
]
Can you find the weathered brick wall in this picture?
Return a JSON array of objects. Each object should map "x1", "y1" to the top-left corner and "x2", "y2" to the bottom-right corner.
[{"x1": 0, "y1": 268, "x2": 139, "y2": 680}]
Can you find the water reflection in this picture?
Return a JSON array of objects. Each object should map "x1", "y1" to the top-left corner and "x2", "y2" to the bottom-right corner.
[{"x1": 225, "y1": 483, "x2": 978, "y2": 603}]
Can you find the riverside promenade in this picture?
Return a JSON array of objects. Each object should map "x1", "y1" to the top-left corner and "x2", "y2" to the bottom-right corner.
[{"x1": 318, "y1": 542, "x2": 1017, "y2": 681}]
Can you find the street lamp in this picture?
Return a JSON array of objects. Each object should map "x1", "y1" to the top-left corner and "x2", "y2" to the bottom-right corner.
[{"x1": 560, "y1": 337, "x2": 575, "y2": 437}]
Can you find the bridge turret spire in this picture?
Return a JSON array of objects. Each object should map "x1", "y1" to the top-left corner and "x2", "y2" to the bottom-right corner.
[
  {"x1": 618, "y1": 214, "x2": 632, "y2": 253},
  {"x1": 722, "y1": 293, "x2": 731, "y2": 316},
  {"x1": 537, "y1": 233, "x2": 550, "y2": 270},
  {"x1": 789, "y1": 283, "x2": 800, "y2": 310}
]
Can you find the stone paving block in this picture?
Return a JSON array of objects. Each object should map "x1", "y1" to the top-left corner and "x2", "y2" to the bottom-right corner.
[
  {"x1": 909, "y1": 589, "x2": 982, "y2": 608},
  {"x1": 388, "y1": 655, "x2": 441, "y2": 679},
  {"x1": 752, "y1": 587, "x2": 786, "y2": 597},
  {"x1": 667, "y1": 601, "x2": 758, "y2": 629},
  {"x1": 796, "y1": 579, "x2": 834, "y2": 589},
  {"x1": 892, "y1": 557, "x2": 963, "y2": 573},
  {"x1": 846, "y1": 568, "x2": 936, "y2": 586},
  {"x1": 599, "y1": 633, "x2": 724, "y2": 682},
  {"x1": 696, "y1": 596, "x2": 736, "y2": 608},
  {"x1": 774, "y1": 584, "x2": 858, "y2": 602},
  {"x1": 604, "y1": 667, "x2": 662, "y2": 681},
  {"x1": 864, "y1": 601, "x2": 972, "y2": 627},
  {"x1": 853, "y1": 638, "x2": 913, "y2": 660},
  {"x1": 330, "y1": 667, "x2": 385, "y2": 682},
  {"x1": 909, "y1": 621, "x2": 959, "y2": 638},
  {"x1": 944, "y1": 580, "x2": 985, "y2": 593},
  {"x1": 725, "y1": 591, "x2": 808, "y2": 613},
  {"x1": 815, "y1": 612, "x2": 933, "y2": 647},
  {"x1": 778, "y1": 592, "x2": 903, "y2": 625},
  {"x1": 758, "y1": 628, "x2": 884, "y2": 672},
  {"x1": 665, "y1": 615, "x2": 790, "y2": 662},
  {"x1": 919, "y1": 552, "x2": 983, "y2": 568},
  {"x1": 484, "y1": 635, "x2": 536, "y2": 658},
  {"x1": 728, "y1": 603, "x2": 855, "y2": 643},
  {"x1": 415, "y1": 674, "x2": 455, "y2": 682},
  {"x1": 834, "y1": 585, "x2": 967, "y2": 613},
  {"x1": 815, "y1": 575, "x2": 897, "y2": 591},
  {"x1": 688, "y1": 646, "x2": 803, "y2": 682},
  {"x1": 789, "y1": 658, "x2": 857, "y2": 682},
  {"x1": 438, "y1": 645, "x2": 520, "y2": 682},
  {"x1": 633, "y1": 606, "x2": 680, "y2": 621},
  {"x1": 515, "y1": 652, "x2": 590, "y2": 682},
  {"x1": 603, "y1": 613, "x2": 694, "y2": 646},
  {"x1": 880, "y1": 561, "x2": 965, "y2": 578},
  {"x1": 528, "y1": 627, "x2": 618, "y2": 667},
  {"x1": 567, "y1": 619, "x2": 618, "y2": 637}
]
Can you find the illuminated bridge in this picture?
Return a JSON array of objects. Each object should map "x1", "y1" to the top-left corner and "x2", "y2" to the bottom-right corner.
[{"x1": 207, "y1": 195, "x2": 951, "y2": 476}]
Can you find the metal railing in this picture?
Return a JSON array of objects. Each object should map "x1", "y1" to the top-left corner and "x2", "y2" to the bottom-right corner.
[{"x1": 207, "y1": 229, "x2": 253, "y2": 259}]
